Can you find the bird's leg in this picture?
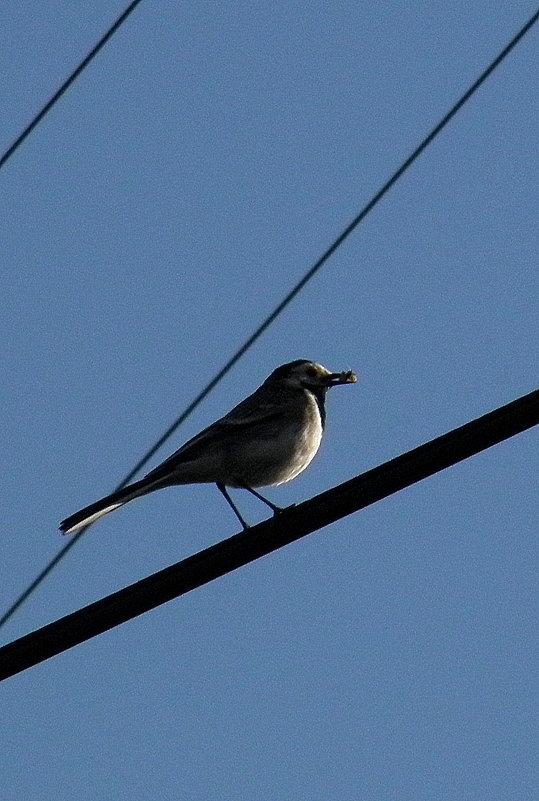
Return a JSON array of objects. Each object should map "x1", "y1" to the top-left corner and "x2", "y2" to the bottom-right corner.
[
  {"x1": 216, "y1": 483, "x2": 250, "y2": 530},
  {"x1": 235, "y1": 480, "x2": 285, "y2": 516}
]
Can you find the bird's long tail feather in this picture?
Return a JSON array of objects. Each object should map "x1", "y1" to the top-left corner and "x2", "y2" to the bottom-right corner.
[{"x1": 59, "y1": 477, "x2": 164, "y2": 534}]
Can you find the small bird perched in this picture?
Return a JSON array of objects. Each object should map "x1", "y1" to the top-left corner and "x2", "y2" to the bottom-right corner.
[{"x1": 60, "y1": 360, "x2": 357, "y2": 534}]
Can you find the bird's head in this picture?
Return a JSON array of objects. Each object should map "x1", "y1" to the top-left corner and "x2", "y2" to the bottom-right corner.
[{"x1": 267, "y1": 360, "x2": 357, "y2": 392}]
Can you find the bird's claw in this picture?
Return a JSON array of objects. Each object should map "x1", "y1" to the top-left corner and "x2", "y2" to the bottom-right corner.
[{"x1": 272, "y1": 502, "x2": 295, "y2": 517}]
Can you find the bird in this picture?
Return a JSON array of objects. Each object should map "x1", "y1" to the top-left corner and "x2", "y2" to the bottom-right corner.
[{"x1": 60, "y1": 359, "x2": 357, "y2": 534}]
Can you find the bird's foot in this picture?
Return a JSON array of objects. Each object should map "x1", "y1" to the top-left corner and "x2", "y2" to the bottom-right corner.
[{"x1": 272, "y1": 502, "x2": 295, "y2": 517}]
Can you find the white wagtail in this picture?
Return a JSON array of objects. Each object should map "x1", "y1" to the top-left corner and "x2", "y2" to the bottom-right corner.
[{"x1": 60, "y1": 360, "x2": 357, "y2": 534}]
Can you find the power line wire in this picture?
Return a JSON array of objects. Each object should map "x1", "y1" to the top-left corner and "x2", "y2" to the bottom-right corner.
[
  {"x1": 1, "y1": 7, "x2": 537, "y2": 631},
  {"x1": 0, "y1": 0, "x2": 144, "y2": 172},
  {"x1": 0, "y1": 388, "x2": 537, "y2": 681}
]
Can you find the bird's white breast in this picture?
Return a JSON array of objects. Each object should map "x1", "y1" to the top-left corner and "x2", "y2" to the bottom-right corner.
[{"x1": 247, "y1": 388, "x2": 324, "y2": 487}]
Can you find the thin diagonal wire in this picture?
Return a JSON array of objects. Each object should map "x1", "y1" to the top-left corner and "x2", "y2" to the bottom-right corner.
[
  {"x1": 0, "y1": 0, "x2": 144, "y2": 171},
  {"x1": 1, "y1": 7, "x2": 537, "y2": 632}
]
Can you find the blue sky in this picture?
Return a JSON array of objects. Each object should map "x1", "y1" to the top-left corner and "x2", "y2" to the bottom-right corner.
[{"x1": 1, "y1": 3, "x2": 537, "y2": 799}]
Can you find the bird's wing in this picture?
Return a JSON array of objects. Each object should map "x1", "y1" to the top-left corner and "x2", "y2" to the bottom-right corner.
[{"x1": 142, "y1": 392, "x2": 284, "y2": 481}]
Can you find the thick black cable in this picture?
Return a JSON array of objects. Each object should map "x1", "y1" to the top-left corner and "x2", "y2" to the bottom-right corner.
[
  {"x1": 0, "y1": 388, "x2": 537, "y2": 680},
  {"x1": 1, "y1": 8, "x2": 537, "y2": 631},
  {"x1": 0, "y1": 0, "x2": 145, "y2": 171}
]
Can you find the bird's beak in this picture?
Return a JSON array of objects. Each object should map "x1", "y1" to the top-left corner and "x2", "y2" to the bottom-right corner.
[{"x1": 327, "y1": 369, "x2": 357, "y2": 386}]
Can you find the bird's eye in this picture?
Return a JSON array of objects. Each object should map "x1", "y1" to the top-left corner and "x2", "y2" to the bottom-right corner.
[{"x1": 305, "y1": 367, "x2": 318, "y2": 378}]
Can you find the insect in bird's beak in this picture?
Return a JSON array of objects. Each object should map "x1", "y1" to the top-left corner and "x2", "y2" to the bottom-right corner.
[{"x1": 327, "y1": 370, "x2": 358, "y2": 386}]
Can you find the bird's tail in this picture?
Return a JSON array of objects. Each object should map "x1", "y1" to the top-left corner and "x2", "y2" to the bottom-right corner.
[{"x1": 59, "y1": 477, "x2": 165, "y2": 535}]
